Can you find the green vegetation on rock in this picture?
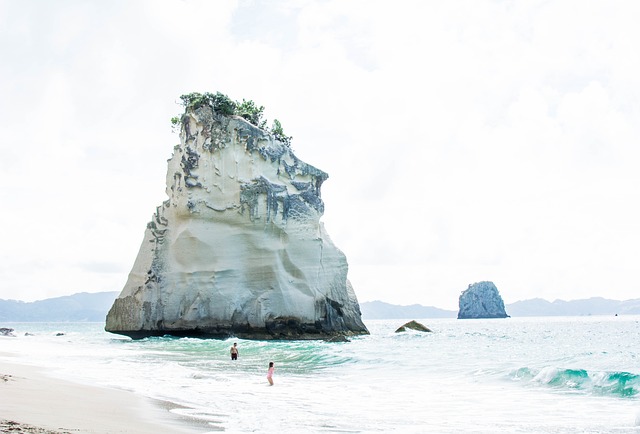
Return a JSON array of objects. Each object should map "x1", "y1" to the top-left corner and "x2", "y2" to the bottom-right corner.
[
  {"x1": 271, "y1": 119, "x2": 292, "y2": 146},
  {"x1": 179, "y1": 91, "x2": 236, "y2": 114},
  {"x1": 174, "y1": 91, "x2": 292, "y2": 146},
  {"x1": 235, "y1": 98, "x2": 266, "y2": 128}
]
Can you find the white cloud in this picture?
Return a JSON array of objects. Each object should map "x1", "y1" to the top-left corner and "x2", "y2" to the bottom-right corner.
[{"x1": 1, "y1": 0, "x2": 640, "y2": 309}]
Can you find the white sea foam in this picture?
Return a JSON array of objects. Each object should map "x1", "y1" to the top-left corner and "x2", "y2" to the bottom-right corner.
[
  {"x1": 2, "y1": 316, "x2": 640, "y2": 433},
  {"x1": 533, "y1": 366, "x2": 560, "y2": 384}
]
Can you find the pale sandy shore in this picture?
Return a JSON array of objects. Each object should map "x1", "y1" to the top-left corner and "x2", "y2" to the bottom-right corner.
[{"x1": 0, "y1": 360, "x2": 213, "y2": 433}]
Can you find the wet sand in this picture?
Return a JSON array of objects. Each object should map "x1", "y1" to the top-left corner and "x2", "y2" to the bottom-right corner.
[{"x1": 0, "y1": 361, "x2": 212, "y2": 433}]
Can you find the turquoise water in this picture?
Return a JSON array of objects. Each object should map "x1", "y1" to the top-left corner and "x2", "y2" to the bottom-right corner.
[{"x1": 1, "y1": 316, "x2": 640, "y2": 433}]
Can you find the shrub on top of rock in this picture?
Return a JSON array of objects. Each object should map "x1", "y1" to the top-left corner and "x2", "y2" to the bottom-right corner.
[{"x1": 173, "y1": 91, "x2": 292, "y2": 146}]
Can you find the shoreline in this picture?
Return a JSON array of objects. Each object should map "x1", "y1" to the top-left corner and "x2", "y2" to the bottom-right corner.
[{"x1": 0, "y1": 359, "x2": 216, "y2": 433}]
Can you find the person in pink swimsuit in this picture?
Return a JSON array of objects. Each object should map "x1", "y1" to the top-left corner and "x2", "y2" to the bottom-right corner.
[{"x1": 267, "y1": 361, "x2": 275, "y2": 386}]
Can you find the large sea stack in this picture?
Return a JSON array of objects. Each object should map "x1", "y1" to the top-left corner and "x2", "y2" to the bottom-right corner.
[
  {"x1": 105, "y1": 93, "x2": 369, "y2": 340},
  {"x1": 457, "y1": 281, "x2": 509, "y2": 319}
]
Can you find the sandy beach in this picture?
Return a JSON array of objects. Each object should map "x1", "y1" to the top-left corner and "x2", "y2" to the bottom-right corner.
[{"x1": 0, "y1": 358, "x2": 210, "y2": 434}]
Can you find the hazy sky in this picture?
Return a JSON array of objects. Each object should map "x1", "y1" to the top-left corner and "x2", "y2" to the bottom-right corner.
[{"x1": 1, "y1": 0, "x2": 639, "y2": 310}]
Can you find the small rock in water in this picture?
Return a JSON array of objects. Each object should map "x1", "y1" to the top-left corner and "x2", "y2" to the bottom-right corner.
[
  {"x1": 395, "y1": 320, "x2": 432, "y2": 333},
  {"x1": 0, "y1": 328, "x2": 15, "y2": 337}
]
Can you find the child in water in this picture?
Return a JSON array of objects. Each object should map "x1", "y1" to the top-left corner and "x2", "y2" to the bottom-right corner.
[{"x1": 267, "y1": 361, "x2": 275, "y2": 386}]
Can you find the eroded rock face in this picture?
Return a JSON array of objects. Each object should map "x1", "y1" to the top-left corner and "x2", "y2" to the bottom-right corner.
[
  {"x1": 457, "y1": 281, "x2": 509, "y2": 319},
  {"x1": 105, "y1": 105, "x2": 369, "y2": 340}
]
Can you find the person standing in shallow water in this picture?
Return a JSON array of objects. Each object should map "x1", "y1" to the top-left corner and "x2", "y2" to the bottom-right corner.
[
  {"x1": 230, "y1": 343, "x2": 238, "y2": 360},
  {"x1": 267, "y1": 361, "x2": 275, "y2": 385}
]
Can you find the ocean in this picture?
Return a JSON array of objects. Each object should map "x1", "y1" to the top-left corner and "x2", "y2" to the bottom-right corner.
[{"x1": 1, "y1": 316, "x2": 639, "y2": 433}]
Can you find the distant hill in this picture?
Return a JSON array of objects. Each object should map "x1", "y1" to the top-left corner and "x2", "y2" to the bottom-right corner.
[
  {"x1": 3, "y1": 293, "x2": 639, "y2": 322},
  {"x1": 0, "y1": 291, "x2": 119, "y2": 322},
  {"x1": 360, "y1": 297, "x2": 640, "y2": 319},
  {"x1": 506, "y1": 297, "x2": 640, "y2": 316},
  {"x1": 360, "y1": 301, "x2": 456, "y2": 319}
]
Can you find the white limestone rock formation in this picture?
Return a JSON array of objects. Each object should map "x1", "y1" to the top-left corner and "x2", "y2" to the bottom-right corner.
[
  {"x1": 457, "y1": 281, "x2": 509, "y2": 319},
  {"x1": 105, "y1": 101, "x2": 369, "y2": 340}
]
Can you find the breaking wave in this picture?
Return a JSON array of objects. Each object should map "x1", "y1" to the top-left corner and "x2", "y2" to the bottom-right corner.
[{"x1": 511, "y1": 366, "x2": 640, "y2": 397}]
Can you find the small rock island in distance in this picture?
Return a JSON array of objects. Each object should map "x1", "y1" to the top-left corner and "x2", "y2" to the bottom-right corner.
[
  {"x1": 458, "y1": 281, "x2": 509, "y2": 319},
  {"x1": 105, "y1": 92, "x2": 369, "y2": 340}
]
